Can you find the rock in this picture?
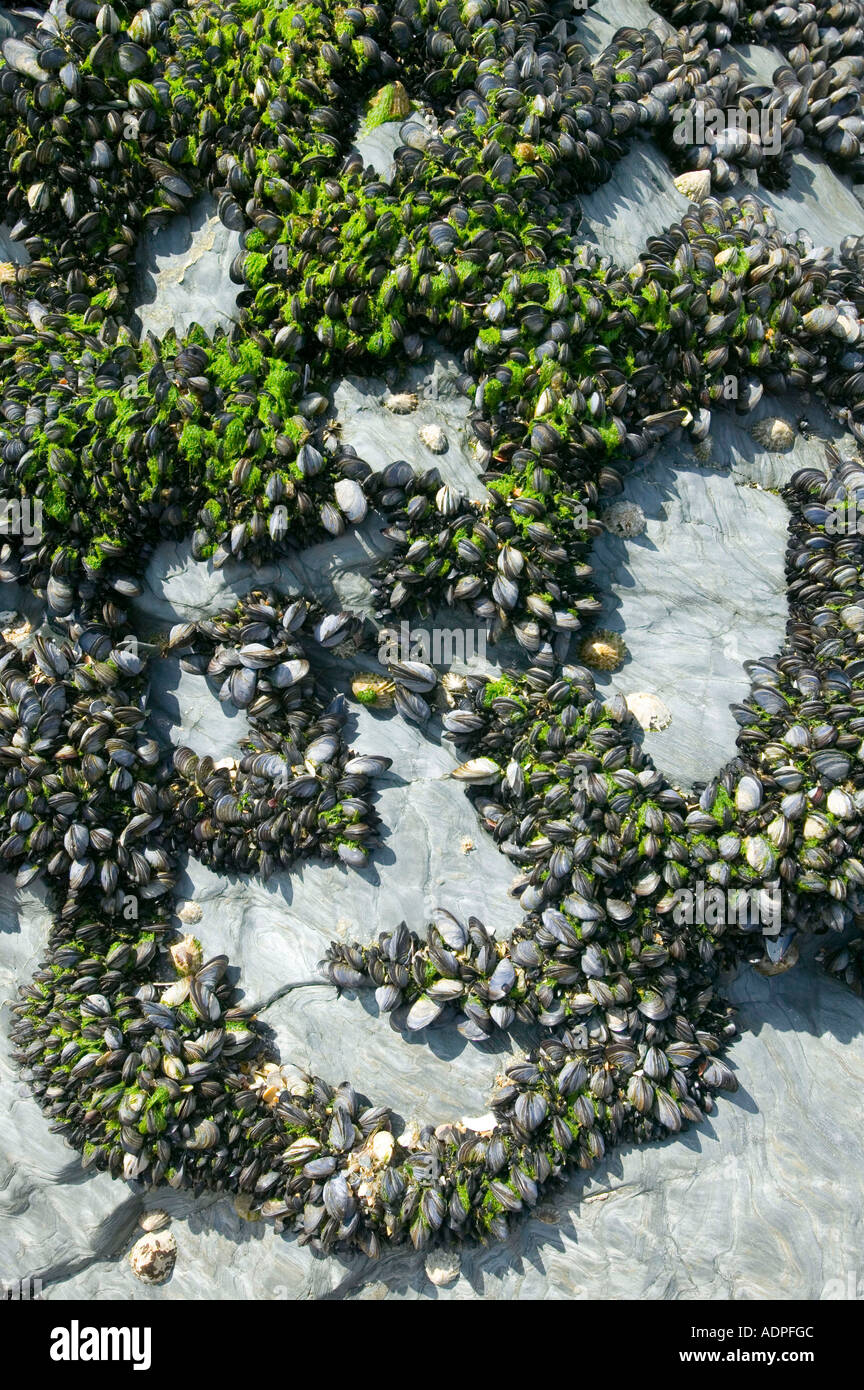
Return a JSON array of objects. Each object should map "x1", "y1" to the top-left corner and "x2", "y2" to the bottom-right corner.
[
  {"x1": 129, "y1": 1231, "x2": 176, "y2": 1284},
  {"x1": 425, "y1": 1249, "x2": 461, "y2": 1286},
  {"x1": 132, "y1": 195, "x2": 240, "y2": 340},
  {"x1": 6, "y1": 25, "x2": 864, "y2": 1307}
]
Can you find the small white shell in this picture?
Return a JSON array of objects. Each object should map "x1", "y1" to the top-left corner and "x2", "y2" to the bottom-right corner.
[
  {"x1": 383, "y1": 391, "x2": 417, "y2": 413},
  {"x1": 418, "y1": 422, "x2": 447, "y2": 453},
  {"x1": 176, "y1": 900, "x2": 203, "y2": 924},
  {"x1": 749, "y1": 417, "x2": 796, "y2": 452},
  {"x1": 139, "y1": 1209, "x2": 171, "y2": 1232},
  {"x1": 460, "y1": 1111, "x2": 497, "y2": 1134},
  {"x1": 673, "y1": 169, "x2": 711, "y2": 203},
  {"x1": 625, "y1": 692, "x2": 672, "y2": 731},
  {"x1": 425, "y1": 1250, "x2": 461, "y2": 1286},
  {"x1": 370, "y1": 1131, "x2": 394, "y2": 1165}
]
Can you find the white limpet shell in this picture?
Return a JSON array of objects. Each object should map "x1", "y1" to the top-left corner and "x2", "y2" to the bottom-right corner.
[
  {"x1": 425, "y1": 1249, "x2": 461, "y2": 1286},
  {"x1": 460, "y1": 1112, "x2": 497, "y2": 1134},
  {"x1": 176, "y1": 900, "x2": 203, "y2": 924},
  {"x1": 673, "y1": 169, "x2": 711, "y2": 202},
  {"x1": 383, "y1": 391, "x2": 418, "y2": 413},
  {"x1": 624, "y1": 692, "x2": 672, "y2": 731},
  {"x1": 749, "y1": 416, "x2": 796, "y2": 452},
  {"x1": 138, "y1": 1209, "x2": 170, "y2": 1232},
  {"x1": 370, "y1": 1131, "x2": 395, "y2": 1165},
  {"x1": 129, "y1": 1230, "x2": 177, "y2": 1283},
  {"x1": 418, "y1": 422, "x2": 448, "y2": 452}
]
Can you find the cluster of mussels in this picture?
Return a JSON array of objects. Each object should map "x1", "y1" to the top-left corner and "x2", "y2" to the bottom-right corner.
[
  {"x1": 655, "y1": 0, "x2": 864, "y2": 179},
  {"x1": 164, "y1": 592, "x2": 391, "y2": 872},
  {"x1": 5, "y1": 0, "x2": 864, "y2": 1258}
]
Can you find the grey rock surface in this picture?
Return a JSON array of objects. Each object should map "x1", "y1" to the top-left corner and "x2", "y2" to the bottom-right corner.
[
  {"x1": 589, "y1": 392, "x2": 850, "y2": 789},
  {"x1": 580, "y1": 144, "x2": 692, "y2": 271},
  {"x1": 353, "y1": 118, "x2": 410, "y2": 185},
  {"x1": 0, "y1": 222, "x2": 28, "y2": 266},
  {"x1": 579, "y1": 0, "x2": 675, "y2": 54},
  {"x1": 332, "y1": 350, "x2": 490, "y2": 503},
  {"x1": 132, "y1": 195, "x2": 242, "y2": 341}
]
